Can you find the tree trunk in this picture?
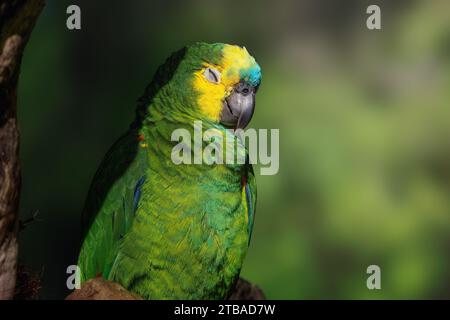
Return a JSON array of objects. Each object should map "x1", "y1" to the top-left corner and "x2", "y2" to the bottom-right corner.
[{"x1": 0, "y1": 0, "x2": 44, "y2": 300}]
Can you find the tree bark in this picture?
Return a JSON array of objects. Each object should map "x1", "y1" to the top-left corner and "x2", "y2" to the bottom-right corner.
[
  {"x1": 0, "y1": 0, "x2": 44, "y2": 300},
  {"x1": 66, "y1": 277, "x2": 266, "y2": 300}
]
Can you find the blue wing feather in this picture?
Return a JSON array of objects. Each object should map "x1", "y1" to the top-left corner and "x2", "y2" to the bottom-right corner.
[{"x1": 133, "y1": 176, "x2": 146, "y2": 213}]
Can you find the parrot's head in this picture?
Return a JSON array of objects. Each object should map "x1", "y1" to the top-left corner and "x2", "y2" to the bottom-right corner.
[
  {"x1": 189, "y1": 43, "x2": 261, "y2": 129},
  {"x1": 139, "y1": 43, "x2": 261, "y2": 130}
]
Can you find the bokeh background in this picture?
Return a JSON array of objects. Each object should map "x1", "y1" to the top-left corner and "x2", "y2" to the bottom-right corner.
[{"x1": 17, "y1": 0, "x2": 450, "y2": 299}]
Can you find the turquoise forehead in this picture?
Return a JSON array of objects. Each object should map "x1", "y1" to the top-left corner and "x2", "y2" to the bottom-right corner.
[{"x1": 239, "y1": 63, "x2": 261, "y2": 87}]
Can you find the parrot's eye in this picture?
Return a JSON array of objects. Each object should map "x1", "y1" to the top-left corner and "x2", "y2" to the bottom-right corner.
[{"x1": 203, "y1": 67, "x2": 221, "y2": 84}]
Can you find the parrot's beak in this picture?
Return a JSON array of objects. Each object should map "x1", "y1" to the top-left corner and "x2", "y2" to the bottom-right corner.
[{"x1": 220, "y1": 81, "x2": 256, "y2": 129}]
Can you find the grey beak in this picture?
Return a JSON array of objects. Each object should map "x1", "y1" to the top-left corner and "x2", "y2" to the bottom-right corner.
[{"x1": 220, "y1": 82, "x2": 256, "y2": 129}]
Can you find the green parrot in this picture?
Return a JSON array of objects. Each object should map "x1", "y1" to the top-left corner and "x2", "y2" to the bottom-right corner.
[{"x1": 77, "y1": 42, "x2": 261, "y2": 299}]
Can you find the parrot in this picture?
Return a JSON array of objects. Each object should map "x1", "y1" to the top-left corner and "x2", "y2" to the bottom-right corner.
[{"x1": 77, "y1": 42, "x2": 261, "y2": 299}]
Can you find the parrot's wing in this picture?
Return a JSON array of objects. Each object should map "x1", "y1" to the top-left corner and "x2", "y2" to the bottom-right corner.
[
  {"x1": 78, "y1": 130, "x2": 148, "y2": 280},
  {"x1": 245, "y1": 164, "x2": 257, "y2": 245}
]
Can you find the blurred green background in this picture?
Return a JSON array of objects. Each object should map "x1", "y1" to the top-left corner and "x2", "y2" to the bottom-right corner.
[{"x1": 17, "y1": 0, "x2": 450, "y2": 299}]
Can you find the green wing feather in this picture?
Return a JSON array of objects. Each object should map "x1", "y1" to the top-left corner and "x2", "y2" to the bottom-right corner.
[
  {"x1": 245, "y1": 164, "x2": 257, "y2": 245},
  {"x1": 78, "y1": 130, "x2": 147, "y2": 280}
]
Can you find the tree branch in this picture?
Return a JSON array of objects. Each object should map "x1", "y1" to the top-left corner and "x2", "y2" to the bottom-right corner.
[
  {"x1": 0, "y1": 0, "x2": 45, "y2": 300},
  {"x1": 66, "y1": 277, "x2": 266, "y2": 300}
]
